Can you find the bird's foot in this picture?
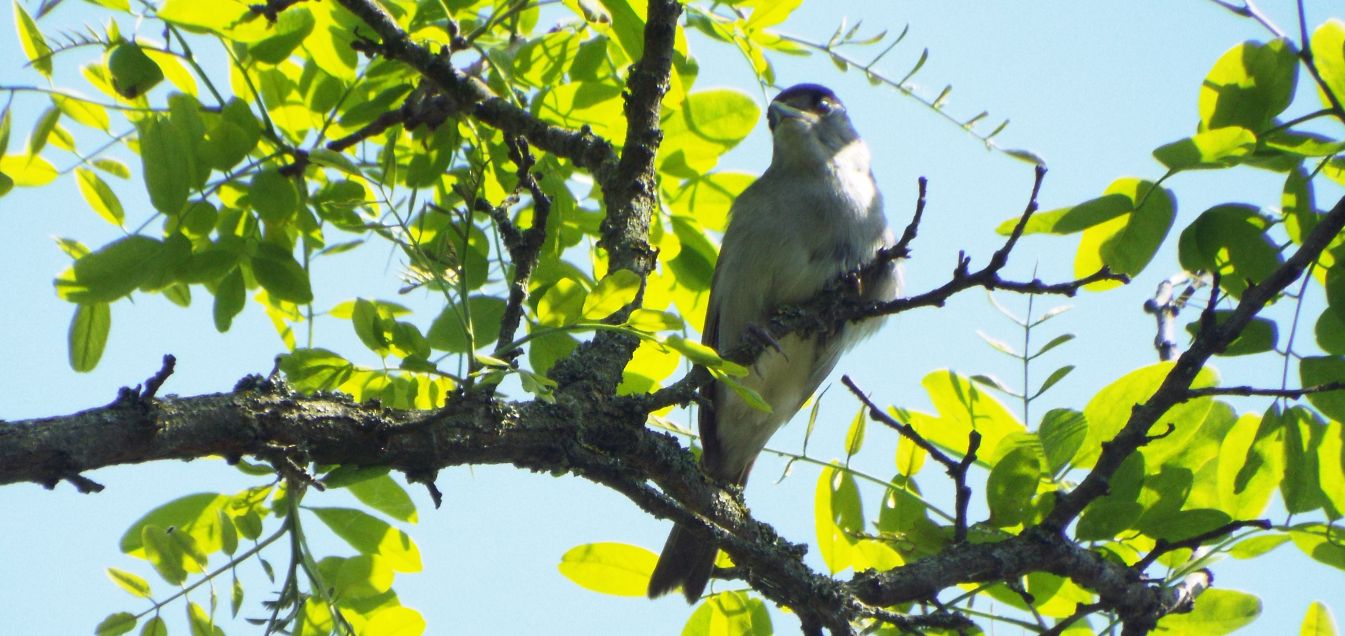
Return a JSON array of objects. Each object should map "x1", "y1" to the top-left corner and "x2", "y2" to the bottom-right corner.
[{"x1": 744, "y1": 323, "x2": 784, "y2": 357}]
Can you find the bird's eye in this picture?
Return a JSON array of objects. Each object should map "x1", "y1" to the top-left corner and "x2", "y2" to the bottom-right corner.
[{"x1": 815, "y1": 98, "x2": 838, "y2": 114}]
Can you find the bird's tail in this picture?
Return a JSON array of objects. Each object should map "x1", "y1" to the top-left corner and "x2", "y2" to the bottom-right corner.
[{"x1": 647, "y1": 523, "x2": 716, "y2": 603}]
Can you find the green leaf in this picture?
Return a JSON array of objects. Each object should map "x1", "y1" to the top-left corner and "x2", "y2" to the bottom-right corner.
[
  {"x1": 426, "y1": 295, "x2": 507, "y2": 353},
  {"x1": 1291, "y1": 523, "x2": 1345, "y2": 571},
  {"x1": 140, "y1": 525, "x2": 188, "y2": 584},
  {"x1": 213, "y1": 267, "x2": 245, "y2": 332},
  {"x1": 536, "y1": 278, "x2": 587, "y2": 327},
  {"x1": 1077, "y1": 363, "x2": 1217, "y2": 468},
  {"x1": 137, "y1": 116, "x2": 192, "y2": 215},
  {"x1": 13, "y1": 1, "x2": 52, "y2": 77},
  {"x1": 310, "y1": 507, "x2": 422, "y2": 572},
  {"x1": 280, "y1": 348, "x2": 355, "y2": 392},
  {"x1": 1228, "y1": 533, "x2": 1289, "y2": 559},
  {"x1": 1302, "y1": 356, "x2": 1345, "y2": 424},
  {"x1": 680, "y1": 590, "x2": 772, "y2": 636},
  {"x1": 1278, "y1": 405, "x2": 1328, "y2": 515},
  {"x1": 664, "y1": 171, "x2": 754, "y2": 232},
  {"x1": 187, "y1": 601, "x2": 213, "y2": 636},
  {"x1": 1034, "y1": 364, "x2": 1074, "y2": 397},
  {"x1": 986, "y1": 445, "x2": 1043, "y2": 527},
  {"x1": 745, "y1": 0, "x2": 801, "y2": 30},
  {"x1": 1198, "y1": 39, "x2": 1297, "y2": 132},
  {"x1": 140, "y1": 616, "x2": 167, "y2": 636},
  {"x1": 106, "y1": 567, "x2": 152, "y2": 598},
  {"x1": 251, "y1": 242, "x2": 313, "y2": 304},
  {"x1": 815, "y1": 463, "x2": 862, "y2": 573},
  {"x1": 1076, "y1": 498, "x2": 1143, "y2": 541},
  {"x1": 1184, "y1": 312, "x2": 1278, "y2": 356},
  {"x1": 119, "y1": 493, "x2": 229, "y2": 557},
  {"x1": 0, "y1": 153, "x2": 57, "y2": 186},
  {"x1": 347, "y1": 473, "x2": 418, "y2": 523},
  {"x1": 250, "y1": 168, "x2": 299, "y2": 224},
  {"x1": 1178, "y1": 204, "x2": 1281, "y2": 298},
  {"x1": 1152, "y1": 126, "x2": 1256, "y2": 170},
  {"x1": 247, "y1": 7, "x2": 315, "y2": 64},
  {"x1": 1311, "y1": 20, "x2": 1345, "y2": 112},
  {"x1": 55, "y1": 235, "x2": 162, "y2": 303},
  {"x1": 76, "y1": 167, "x2": 125, "y2": 226},
  {"x1": 362, "y1": 606, "x2": 425, "y2": 635},
  {"x1": 1033, "y1": 333, "x2": 1075, "y2": 357},
  {"x1": 997, "y1": 193, "x2": 1132, "y2": 236},
  {"x1": 69, "y1": 303, "x2": 111, "y2": 372},
  {"x1": 1300, "y1": 600, "x2": 1340, "y2": 636},
  {"x1": 1155, "y1": 589, "x2": 1260, "y2": 634},
  {"x1": 582, "y1": 269, "x2": 642, "y2": 319},
  {"x1": 27, "y1": 106, "x2": 59, "y2": 155},
  {"x1": 557, "y1": 542, "x2": 657, "y2": 596},
  {"x1": 330, "y1": 555, "x2": 394, "y2": 599},
  {"x1": 106, "y1": 42, "x2": 164, "y2": 98},
  {"x1": 843, "y1": 405, "x2": 866, "y2": 458},
  {"x1": 1218, "y1": 411, "x2": 1283, "y2": 519},
  {"x1": 52, "y1": 94, "x2": 110, "y2": 132},
  {"x1": 625, "y1": 308, "x2": 683, "y2": 333},
  {"x1": 1074, "y1": 178, "x2": 1174, "y2": 287},
  {"x1": 906, "y1": 370, "x2": 1024, "y2": 463},
  {"x1": 95, "y1": 612, "x2": 137, "y2": 636},
  {"x1": 660, "y1": 89, "x2": 760, "y2": 173},
  {"x1": 1038, "y1": 408, "x2": 1087, "y2": 474}
]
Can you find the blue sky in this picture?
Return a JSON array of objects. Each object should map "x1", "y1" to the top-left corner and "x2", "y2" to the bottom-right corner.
[{"x1": 1, "y1": 0, "x2": 1341, "y2": 633}]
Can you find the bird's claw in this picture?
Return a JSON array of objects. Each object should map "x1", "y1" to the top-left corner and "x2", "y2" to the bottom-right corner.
[{"x1": 744, "y1": 323, "x2": 784, "y2": 356}]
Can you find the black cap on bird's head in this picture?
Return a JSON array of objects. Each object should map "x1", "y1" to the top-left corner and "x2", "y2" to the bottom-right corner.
[{"x1": 768, "y1": 83, "x2": 845, "y2": 132}]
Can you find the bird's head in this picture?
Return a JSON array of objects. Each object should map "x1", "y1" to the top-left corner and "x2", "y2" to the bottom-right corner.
[{"x1": 766, "y1": 83, "x2": 866, "y2": 172}]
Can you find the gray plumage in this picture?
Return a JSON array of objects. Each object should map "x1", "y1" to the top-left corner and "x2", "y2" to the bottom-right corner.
[{"x1": 648, "y1": 84, "x2": 900, "y2": 602}]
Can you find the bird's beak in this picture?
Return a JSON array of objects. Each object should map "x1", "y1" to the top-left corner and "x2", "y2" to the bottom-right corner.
[{"x1": 767, "y1": 101, "x2": 814, "y2": 130}]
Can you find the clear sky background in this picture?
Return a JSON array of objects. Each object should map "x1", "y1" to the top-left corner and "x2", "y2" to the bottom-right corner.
[{"x1": 2, "y1": 0, "x2": 1342, "y2": 634}]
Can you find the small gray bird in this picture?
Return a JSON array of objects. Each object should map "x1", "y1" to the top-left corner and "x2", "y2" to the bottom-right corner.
[{"x1": 647, "y1": 83, "x2": 900, "y2": 602}]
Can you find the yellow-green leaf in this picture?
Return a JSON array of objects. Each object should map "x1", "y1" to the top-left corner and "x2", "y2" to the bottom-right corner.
[
  {"x1": 76, "y1": 167, "x2": 124, "y2": 226},
  {"x1": 1301, "y1": 600, "x2": 1340, "y2": 636},
  {"x1": 680, "y1": 590, "x2": 772, "y2": 636},
  {"x1": 310, "y1": 507, "x2": 422, "y2": 572},
  {"x1": 581, "y1": 268, "x2": 642, "y2": 319},
  {"x1": 557, "y1": 542, "x2": 657, "y2": 596},
  {"x1": 95, "y1": 612, "x2": 136, "y2": 636},
  {"x1": 106, "y1": 567, "x2": 152, "y2": 598},
  {"x1": 13, "y1": 1, "x2": 52, "y2": 77}
]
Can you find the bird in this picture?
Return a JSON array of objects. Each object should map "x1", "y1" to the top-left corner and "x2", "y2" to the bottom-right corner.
[{"x1": 647, "y1": 83, "x2": 900, "y2": 602}]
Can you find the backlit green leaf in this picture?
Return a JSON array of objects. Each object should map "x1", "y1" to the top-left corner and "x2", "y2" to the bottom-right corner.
[
  {"x1": 1302, "y1": 356, "x2": 1345, "y2": 424},
  {"x1": 1074, "y1": 178, "x2": 1174, "y2": 288},
  {"x1": 69, "y1": 302, "x2": 110, "y2": 372},
  {"x1": 120, "y1": 493, "x2": 229, "y2": 557},
  {"x1": 55, "y1": 235, "x2": 162, "y2": 303},
  {"x1": 137, "y1": 116, "x2": 192, "y2": 215},
  {"x1": 106, "y1": 567, "x2": 151, "y2": 598},
  {"x1": 249, "y1": 168, "x2": 299, "y2": 224},
  {"x1": 1155, "y1": 588, "x2": 1260, "y2": 634},
  {"x1": 986, "y1": 445, "x2": 1042, "y2": 527},
  {"x1": 95, "y1": 612, "x2": 136, "y2": 636},
  {"x1": 310, "y1": 507, "x2": 422, "y2": 572},
  {"x1": 13, "y1": 1, "x2": 52, "y2": 77},
  {"x1": 76, "y1": 167, "x2": 125, "y2": 226},
  {"x1": 1198, "y1": 39, "x2": 1297, "y2": 132},
  {"x1": 680, "y1": 590, "x2": 772, "y2": 636},
  {"x1": 582, "y1": 269, "x2": 642, "y2": 319},
  {"x1": 347, "y1": 473, "x2": 418, "y2": 523},
  {"x1": 251, "y1": 242, "x2": 313, "y2": 304},
  {"x1": 1153, "y1": 126, "x2": 1256, "y2": 171},
  {"x1": 815, "y1": 463, "x2": 862, "y2": 573},
  {"x1": 1311, "y1": 20, "x2": 1345, "y2": 112},
  {"x1": 557, "y1": 542, "x2": 657, "y2": 596},
  {"x1": 1300, "y1": 600, "x2": 1340, "y2": 636},
  {"x1": 1178, "y1": 204, "x2": 1281, "y2": 298}
]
